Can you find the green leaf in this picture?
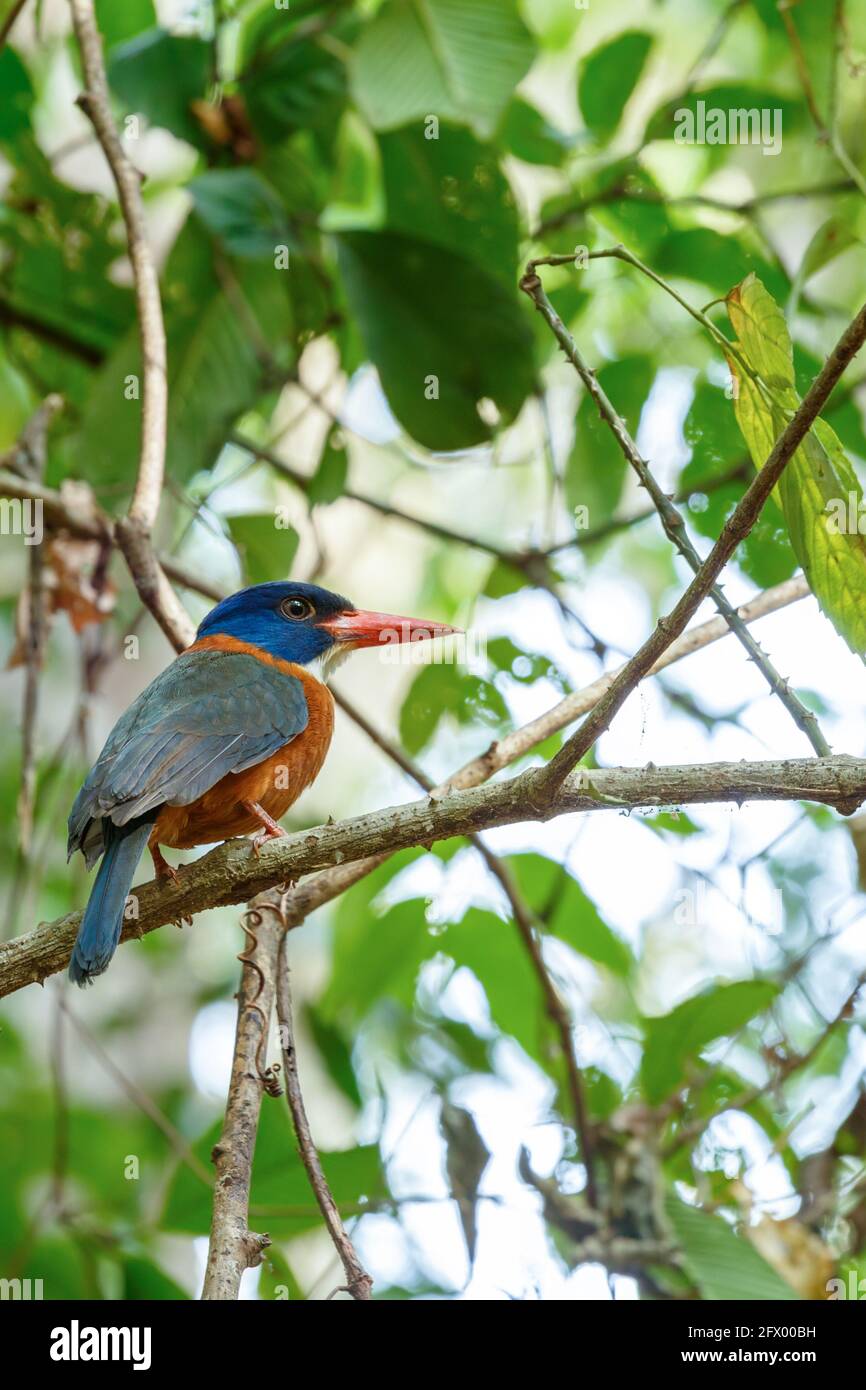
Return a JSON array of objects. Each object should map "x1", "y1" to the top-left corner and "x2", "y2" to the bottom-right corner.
[
  {"x1": 579, "y1": 31, "x2": 652, "y2": 139},
  {"x1": 259, "y1": 1245, "x2": 304, "y2": 1302},
  {"x1": 307, "y1": 428, "x2": 348, "y2": 506},
  {"x1": 320, "y1": 111, "x2": 385, "y2": 232},
  {"x1": 682, "y1": 380, "x2": 746, "y2": 493},
  {"x1": 190, "y1": 169, "x2": 294, "y2": 260},
  {"x1": 323, "y1": 896, "x2": 433, "y2": 1025},
  {"x1": 486, "y1": 637, "x2": 566, "y2": 689},
  {"x1": 122, "y1": 1255, "x2": 189, "y2": 1300},
  {"x1": 666, "y1": 1196, "x2": 800, "y2": 1300},
  {"x1": 645, "y1": 85, "x2": 807, "y2": 146},
  {"x1": 377, "y1": 124, "x2": 520, "y2": 287},
  {"x1": 351, "y1": 0, "x2": 534, "y2": 137},
  {"x1": 680, "y1": 381, "x2": 796, "y2": 586},
  {"x1": 95, "y1": 0, "x2": 156, "y2": 48},
  {"x1": 73, "y1": 223, "x2": 291, "y2": 487},
  {"x1": 444, "y1": 908, "x2": 547, "y2": 1061},
  {"x1": 227, "y1": 515, "x2": 298, "y2": 585},
  {"x1": 0, "y1": 136, "x2": 135, "y2": 358},
  {"x1": 788, "y1": 214, "x2": 859, "y2": 314},
  {"x1": 440, "y1": 1101, "x2": 490, "y2": 1264},
  {"x1": 510, "y1": 854, "x2": 634, "y2": 977},
  {"x1": 656, "y1": 227, "x2": 787, "y2": 302},
  {"x1": 497, "y1": 96, "x2": 572, "y2": 165},
  {"x1": 335, "y1": 230, "x2": 535, "y2": 450},
  {"x1": 399, "y1": 663, "x2": 508, "y2": 754},
  {"x1": 643, "y1": 811, "x2": 702, "y2": 837},
  {"x1": 164, "y1": 1103, "x2": 385, "y2": 1238},
  {"x1": 566, "y1": 356, "x2": 654, "y2": 526},
  {"x1": 20, "y1": 1237, "x2": 88, "y2": 1300},
  {"x1": 107, "y1": 29, "x2": 211, "y2": 147},
  {"x1": 238, "y1": 11, "x2": 347, "y2": 142},
  {"x1": 305, "y1": 1004, "x2": 362, "y2": 1108},
  {"x1": 727, "y1": 274, "x2": 866, "y2": 654},
  {"x1": 641, "y1": 979, "x2": 778, "y2": 1103},
  {"x1": 0, "y1": 47, "x2": 34, "y2": 141},
  {"x1": 584, "y1": 1066, "x2": 622, "y2": 1121},
  {"x1": 483, "y1": 559, "x2": 527, "y2": 599}
]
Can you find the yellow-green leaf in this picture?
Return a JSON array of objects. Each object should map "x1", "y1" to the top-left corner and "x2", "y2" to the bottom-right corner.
[{"x1": 727, "y1": 274, "x2": 866, "y2": 655}]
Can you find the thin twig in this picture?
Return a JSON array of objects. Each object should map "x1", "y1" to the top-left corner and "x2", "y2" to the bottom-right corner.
[
  {"x1": 229, "y1": 431, "x2": 523, "y2": 565},
  {"x1": 0, "y1": 468, "x2": 227, "y2": 605},
  {"x1": 332, "y1": 688, "x2": 599, "y2": 1206},
  {"x1": 62, "y1": 999, "x2": 213, "y2": 1185},
  {"x1": 532, "y1": 178, "x2": 858, "y2": 241},
  {"x1": 776, "y1": 0, "x2": 866, "y2": 199},
  {"x1": 8, "y1": 397, "x2": 64, "y2": 852},
  {"x1": 523, "y1": 282, "x2": 866, "y2": 801},
  {"x1": 521, "y1": 262, "x2": 832, "y2": 756},
  {"x1": 271, "y1": 909, "x2": 373, "y2": 1300},
  {"x1": 666, "y1": 972, "x2": 866, "y2": 1155},
  {"x1": 0, "y1": 0, "x2": 28, "y2": 48}
]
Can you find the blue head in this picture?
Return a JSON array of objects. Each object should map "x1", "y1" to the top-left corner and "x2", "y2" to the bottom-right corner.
[
  {"x1": 196, "y1": 582, "x2": 353, "y2": 665},
  {"x1": 195, "y1": 581, "x2": 457, "y2": 667}
]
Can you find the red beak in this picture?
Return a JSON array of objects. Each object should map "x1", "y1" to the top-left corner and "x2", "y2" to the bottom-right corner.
[{"x1": 321, "y1": 608, "x2": 461, "y2": 650}]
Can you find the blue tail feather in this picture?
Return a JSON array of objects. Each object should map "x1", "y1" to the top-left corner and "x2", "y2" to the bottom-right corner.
[{"x1": 69, "y1": 821, "x2": 153, "y2": 986}]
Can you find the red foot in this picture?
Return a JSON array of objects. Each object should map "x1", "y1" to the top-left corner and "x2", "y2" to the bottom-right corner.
[
  {"x1": 241, "y1": 799, "x2": 287, "y2": 857},
  {"x1": 150, "y1": 842, "x2": 182, "y2": 884}
]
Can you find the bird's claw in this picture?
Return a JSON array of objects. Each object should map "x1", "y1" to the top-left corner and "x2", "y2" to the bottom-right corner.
[
  {"x1": 152, "y1": 852, "x2": 182, "y2": 885},
  {"x1": 249, "y1": 826, "x2": 286, "y2": 858}
]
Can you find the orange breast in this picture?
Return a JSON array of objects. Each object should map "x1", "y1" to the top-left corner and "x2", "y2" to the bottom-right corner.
[{"x1": 153, "y1": 636, "x2": 335, "y2": 850}]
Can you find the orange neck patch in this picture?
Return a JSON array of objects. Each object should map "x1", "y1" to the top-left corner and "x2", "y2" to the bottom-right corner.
[{"x1": 187, "y1": 632, "x2": 311, "y2": 683}]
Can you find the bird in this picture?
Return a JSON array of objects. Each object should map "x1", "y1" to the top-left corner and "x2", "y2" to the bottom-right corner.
[{"x1": 67, "y1": 580, "x2": 457, "y2": 986}]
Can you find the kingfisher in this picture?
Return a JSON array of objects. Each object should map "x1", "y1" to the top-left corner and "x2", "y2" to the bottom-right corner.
[{"x1": 67, "y1": 581, "x2": 456, "y2": 985}]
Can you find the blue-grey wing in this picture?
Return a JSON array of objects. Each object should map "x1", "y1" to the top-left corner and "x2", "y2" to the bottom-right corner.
[{"x1": 68, "y1": 648, "x2": 309, "y2": 864}]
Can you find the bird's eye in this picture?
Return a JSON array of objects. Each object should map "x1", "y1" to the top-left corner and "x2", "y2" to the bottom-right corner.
[{"x1": 280, "y1": 596, "x2": 314, "y2": 621}]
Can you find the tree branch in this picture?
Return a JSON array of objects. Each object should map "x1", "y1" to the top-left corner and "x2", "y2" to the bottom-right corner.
[
  {"x1": 5, "y1": 754, "x2": 866, "y2": 999},
  {"x1": 520, "y1": 272, "x2": 866, "y2": 799},
  {"x1": 274, "y1": 919, "x2": 373, "y2": 1300},
  {"x1": 0, "y1": 467, "x2": 227, "y2": 604},
  {"x1": 68, "y1": 0, "x2": 192, "y2": 652},
  {"x1": 201, "y1": 897, "x2": 284, "y2": 1299},
  {"x1": 1, "y1": 570, "x2": 812, "y2": 1001}
]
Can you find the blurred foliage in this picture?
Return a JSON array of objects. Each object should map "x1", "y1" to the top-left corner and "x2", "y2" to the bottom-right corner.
[{"x1": 2, "y1": 0, "x2": 866, "y2": 1303}]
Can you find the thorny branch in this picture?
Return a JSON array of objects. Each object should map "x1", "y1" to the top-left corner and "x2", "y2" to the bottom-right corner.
[
  {"x1": 1, "y1": 574, "x2": 815, "y2": 1000},
  {"x1": 5, "y1": 754, "x2": 866, "y2": 999},
  {"x1": 520, "y1": 272, "x2": 866, "y2": 801}
]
